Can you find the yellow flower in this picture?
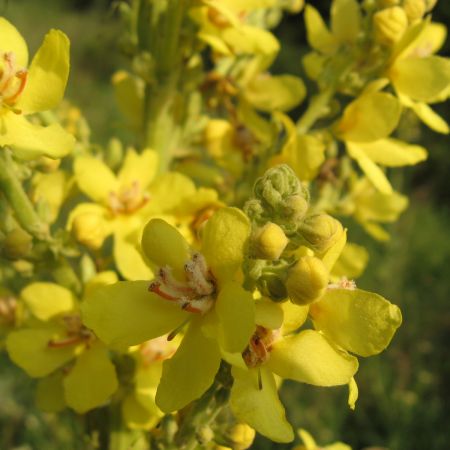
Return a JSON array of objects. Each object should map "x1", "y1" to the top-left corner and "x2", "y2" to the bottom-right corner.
[
  {"x1": 0, "y1": 18, "x2": 74, "y2": 159},
  {"x1": 82, "y1": 207, "x2": 255, "y2": 413},
  {"x1": 386, "y1": 19, "x2": 450, "y2": 133},
  {"x1": 190, "y1": 0, "x2": 279, "y2": 57},
  {"x1": 6, "y1": 274, "x2": 119, "y2": 413}
]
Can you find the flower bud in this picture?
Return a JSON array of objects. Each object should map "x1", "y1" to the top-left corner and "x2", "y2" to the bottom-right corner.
[
  {"x1": 286, "y1": 256, "x2": 328, "y2": 305},
  {"x1": 228, "y1": 423, "x2": 256, "y2": 450},
  {"x1": 253, "y1": 222, "x2": 288, "y2": 260},
  {"x1": 248, "y1": 165, "x2": 309, "y2": 234},
  {"x1": 298, "y1": 214, "x2": 344, "y2": 255},
  {"x1": 2, "y1": 228, "x2": 32, "y2": 260},
  {"x1": 284, "y1": 194, "x2": 309, "y2": 223},
  {"x1": 72, "y1": 213, "x2": 107, "y2": 250},
  {"x1": 402, "y1": 0, "x2": 426, "y2": 22},
  {"x1": 373, "y1": 6, "x2": 408, "y2": 45}
]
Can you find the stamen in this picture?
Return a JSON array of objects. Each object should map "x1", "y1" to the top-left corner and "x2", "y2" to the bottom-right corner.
[
  {"x1": 48, "y1": 335, "x2": 84, "y2": 348},
  {"x1": 257, "y1": 368, "x2": 263, "y2": 391},
  {"x1": 148, "y1": 281, "x2": 180, "y2": 301}
]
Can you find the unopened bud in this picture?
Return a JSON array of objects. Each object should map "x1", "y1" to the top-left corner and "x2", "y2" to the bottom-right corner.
[
  {"x1": 72, "y1": 213, "x2": 107, "y2": 250},
  {"x1": 298, "y1": 214, "x2": 344, "y2": 255},
  {"x1": 286, "y1": 256, "x2": 328, "y2": 305},
  {"x1": 228, "y1": 423, "x2": 256, "y2": 450},
  {"x1": 373, "y1": 6, "x2": 408, "y2": 45},
  {"x1": 253, "y1": 223, "x2": 288, "y2": 260},
  {"x1": 2, "y1": 228, "x2": 33, "y2": 259},
  {"x1": 284, "y1": 194, "x2": 309, "y2": 223},
  {"x1": 402, "y1": 0, "x2": 426, "y2": 22},
  {"x1": 247, "y1": 165, "x2": 309, "y2": 234}
]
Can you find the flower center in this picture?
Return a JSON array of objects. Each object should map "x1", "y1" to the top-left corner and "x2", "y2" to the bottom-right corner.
[
  {"x1": 108, "y1": 180, "x2": 150, "y2": 215},
  {"x1": 47, "y1": 313, "x2": 95, "y2": 349},
  {"x1": 149, "y1": 252, "x2": 216, "y2": 314},
  {"x1": 242, "y1": 326, "x2": 279, "y2": 368},
  {"x1": 0, "y1": 52, "x2": 27, "y2": 110}
]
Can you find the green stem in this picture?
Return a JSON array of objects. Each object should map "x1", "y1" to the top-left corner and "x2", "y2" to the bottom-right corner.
[
  {"x1": 0, "y1": 149, "x2": 49, "y2": 240},
  {"x1": 296, "y1": 86, "x2": 336, "y2": 134}
]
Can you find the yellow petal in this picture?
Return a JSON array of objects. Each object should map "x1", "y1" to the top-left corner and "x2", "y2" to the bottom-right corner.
[
  {"x1": 215, "y1": 281, "x2": 255, "y2": 353},
  {"x1": 310, "y1": 288, "x2": 402, "y2": 356},
  {"x1": 267, "y1": 330, "x2": 358, "y2": 386},
  {"x1": 0, "y1": 113, "x2": 74, "y2": 160},
  {"x1": 35, "y1": 371, "x2": 66, "y2": 413},
  {"x1": 353, "y1": 179, "x2": 408, "y2": 223},
  {"x1": 156, "y1": 319, "x2": 222, "y2": 412},
  {"x1": 304, "y1": 5, "x2": 337, "y2": 55},
  {"x1": 82, "y1": 281, "x2": 190, "y2": 350},
  {"x1": 17, "y1": 30, "x2": 70, "y2": 114},
  {"x1": 255, "y1": 299, "x2": 284, "y2": 330},
  {"x1": 348, "y1": 377, "x2": 358, "y2": 410},
  {"x1": 201, "y1": 207, "x2": 250, "y2": 284},
  {"x1": 6, "y1": 327, "x2": 76, "y2": 377},
  {"x1": 336, "y1": 92, "x2": 401, "y2": 143},
  {"x1": 118, "y1": 148, "x2": 158, "y2": 190},
  {"x1": 21, "y1": 282, "x2": 75, "y2": 321},
  {"x1": 280, "y1": 301, "x2": 309, "y2": 335},
  {"x1": 350, "y1": 138, "x2": 428, "y2": 167},
  {"x1": 390, "y1": 56, "x2": 450, "y2": 103},
  {"x1": 145, "y1": 172, "x2": 196, "y2": 214},
  {"x1": 347, "y1": 142, "x2": 393, "y2": 194},
  {"x1": 277, "y1": 113, "x2": 325, "y2": 181},
  {"x1": 0, "y1": 18, "x2": 28, "y2": 66},
  {"x1": 74, "y1": 156, "x2": 119, "y2": 204},
  {"x1": 114, "y1": 232, "x2": 153, "y2": 281},
  {"x1": 401, "y1": 97, "x2": 449, "y2": 134},
  {"x1": 141, "y1": 218, "x2": 191, "y2": 279},
  {"x1": 332, "y1": 242, "x2": 369, "y2": 280},
  {"x1": 245, "y1": 74, "x2": 306, "y2": 112},
  {"x1": 230, "y1": 367, "x2": 294, "y2": 443},
  {"x1": 63, "y1": 343, "x2": 118, "y2": 413},
  {"x1": 222, "y1": 26, "x2": 280, "y2": 56},
  {"x1": 331, "y1": 0, "x2": 361, "y2": 44}
]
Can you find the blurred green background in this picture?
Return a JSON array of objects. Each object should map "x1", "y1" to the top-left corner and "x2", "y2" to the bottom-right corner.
[{"x1": 0, "y1": 1, "x2": 449, "y2": 449}]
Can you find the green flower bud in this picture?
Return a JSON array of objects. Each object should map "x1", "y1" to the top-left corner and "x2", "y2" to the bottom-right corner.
[
  {"x1": 373, "y1": 6, "x2": 408, "y2": 45},
  {"x1": 253, "y1": 222, "x2": 288, "y2": 260},
  {"x1": 2, "y1": 228, "x2": 32, "y2": 260},
  {"x1": 402, "y1": 0, "x2": 426, "y2": 22},
  {"x1": 286, "y1": 256, "x2": 328, "y2": 306},
  {"x1": 72, "y1": 213, "x2": 107, "y2": 250},
  {"x1": 246, "y1": 165, "x2": 309, "y2": 234},
  {"x1": 297, "y1": 214, "x2": 344, "y2": 255}
]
